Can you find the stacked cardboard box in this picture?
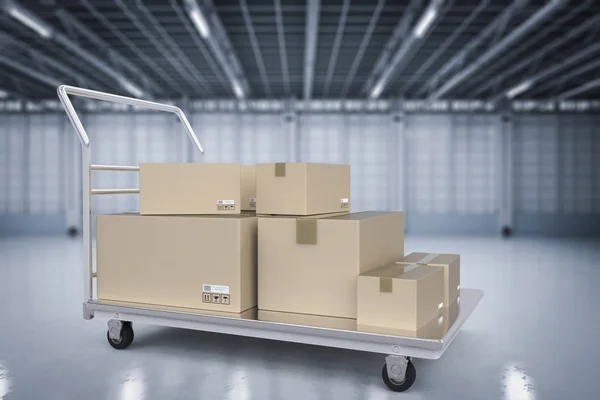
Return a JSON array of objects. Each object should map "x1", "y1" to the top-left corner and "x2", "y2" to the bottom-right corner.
[
  {"x1": 255, "y1": 162, "x2": 406, "y2": 329},
  {"x1": 96, "y1": 163, "x2": 259, "y2": 318}
]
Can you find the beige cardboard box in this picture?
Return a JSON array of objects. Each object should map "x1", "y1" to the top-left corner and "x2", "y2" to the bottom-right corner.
[
  {"x1": 396, "y1": 252, "x2": 460, "y2": 328},
  {"x1": 357, "y1": 313, "x2": 447, "y2": 339},
  {"x1": 258, "y1": 310, "x2": 356, "y2": 331},
  {"x1": 241, "y1": 165, "x2": 256, "y2": 211},
  {"x1": 357, "y1": 263, "x2": 445, "y2": 334},
  {"x1": 97, "y1": 213, "x2": 257, "y2": 314},
  {"x1": 255, "y1": 162, "x2": 350, "y2": 215},
  {"x1": 258, "y1": 211, "x2": 404, "y2": 319},
  {"x1": 139, "y1": 163, "x2": 241, "y2": 215}
]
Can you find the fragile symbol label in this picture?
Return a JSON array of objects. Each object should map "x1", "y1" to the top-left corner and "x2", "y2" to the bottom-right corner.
[{"x1": 340, "y1": 198, "x2": 349, "y2": 208}]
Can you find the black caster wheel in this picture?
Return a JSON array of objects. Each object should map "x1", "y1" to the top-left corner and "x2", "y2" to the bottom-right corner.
[
  {"x1": 107, "y1": 322, "x2": 134, "y2": 349},
  {"x1": 382, "y1": 360, "x2": 416, "y2": 392},
  {"x1": 501, "y1": 226, "x2": 512, "y2": 237}
]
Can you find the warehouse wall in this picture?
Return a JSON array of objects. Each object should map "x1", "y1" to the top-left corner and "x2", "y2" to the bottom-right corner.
[{"x1": 0, "y1": 111, "x2": 599, "y2": 235}]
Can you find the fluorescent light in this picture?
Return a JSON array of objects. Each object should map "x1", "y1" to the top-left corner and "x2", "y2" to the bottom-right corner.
[
  {"x1": 413, "y1": 4, "x2": 439, "y2": 38},
  {"x1": 370, "y1": 81, "x2": 385, "y2": 99},
  {"x1": 120, "y1": 80, "x2": 145, "y2": 98},
  {"x1": 506, "y1": 80, "x2": 534, "y2": 99},
  {"x1": 0, "y1": 90, "x2": 8, "y2": 98},
  {"x1": 186, "y1": 0, "x2": 211, "y2": 39},
  {"x1": 7, "y1": 3, "x2": 53, "y2": 39},
  {"x1": 232, "y1": 81, "x2": 244, "y2": 99}
]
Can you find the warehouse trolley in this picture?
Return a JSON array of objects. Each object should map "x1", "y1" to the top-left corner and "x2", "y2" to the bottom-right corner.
[{"x1": 58, "y1": 85, "x2": 483, "y2": 393}]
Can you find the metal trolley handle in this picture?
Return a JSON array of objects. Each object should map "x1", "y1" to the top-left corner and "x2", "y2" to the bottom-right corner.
[{"x1": 57, "y1": 85, "x2": 204, "y2": 304}]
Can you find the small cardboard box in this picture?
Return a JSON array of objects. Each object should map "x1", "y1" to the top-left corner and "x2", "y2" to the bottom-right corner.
[
  {"x1": 255, "y1": 162, "x2": 350, "y2": 215},
  {"x1": 139, "y1": 163, "x2": 241, "y2": 215},
  {"x1": 97, "y1": 213, "x2": 257, "y2": 314},
  {"x1": 258, "y1": 310, "x2": 356, "y2": 331},
  {"x1": 357, "y1": 263, "x2": 445, "y2": 335},
  {"x1": 396, "y1": 252, "x2": 460, "y2": 328},
  {"x1": 258, "y1": 211, "x2": 404, "y2": 319}
]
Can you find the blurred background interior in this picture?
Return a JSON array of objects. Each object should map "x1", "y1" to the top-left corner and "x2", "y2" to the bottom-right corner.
[{"x1": 0, "y1": 0, "x2": 599, "y2": 399}]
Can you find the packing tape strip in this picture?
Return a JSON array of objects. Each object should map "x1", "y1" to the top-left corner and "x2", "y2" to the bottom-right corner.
[
  {"x1": 418, "y1": 253, "x2": 440, "y2": 264},
  {"x1": 402, "y1": 263, "x2": 419, "y2": 273}
]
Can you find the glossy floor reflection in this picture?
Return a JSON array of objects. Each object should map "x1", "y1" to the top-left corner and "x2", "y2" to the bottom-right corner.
[{"x1": 0, "y1": 235, "x2": 599, "y2": 399}]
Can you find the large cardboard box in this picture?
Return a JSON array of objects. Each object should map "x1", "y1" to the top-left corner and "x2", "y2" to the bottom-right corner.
[
  {"x1": 258, "y1": 310, "x2": 356, "y2": 331},
  {"x1": 396, "y1": 252, "x2": 460, "y2": 328},
  {"x1": 97, "y1": 213, "x2": 257, "y2": 314},
  {"x1": 357, "y1": 263, "x2": 445, "y2": 337},
  {"x1": 255, "y1": 162, "x2": 350, "y2": 215},
  {"x1": 241, "y1": 165, "x2": 256, "y2": 211},
  {"x1": 258, "y1": 211, "x2": 404, "y2": 319},
  {"x1": 139, "y1": 163, "x2": 241, "y2": 215}
]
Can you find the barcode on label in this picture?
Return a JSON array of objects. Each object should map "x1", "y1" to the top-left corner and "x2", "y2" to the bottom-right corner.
[
  {"x1": 203, "y1": 284, "x2": 212, "y2": 292},
  {"x1": 217, "y1": 200, "x2": 235, "y2": 205}
]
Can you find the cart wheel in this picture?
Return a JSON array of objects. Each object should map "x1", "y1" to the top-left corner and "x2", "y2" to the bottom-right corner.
[
  {"x1": 107, "y1": 322, "x2": 134, "y2": 349},
  {"x1": 382, "y1": 360, "x2": 416, "y2": 392}
]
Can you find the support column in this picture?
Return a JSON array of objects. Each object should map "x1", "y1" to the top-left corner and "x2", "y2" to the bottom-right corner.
[
  {"x1": 498, "y1": 103, "x2": 514, "y2": 235},
  {"x1": 390, "y1": 98, "x2": 406, "y2": 214}
]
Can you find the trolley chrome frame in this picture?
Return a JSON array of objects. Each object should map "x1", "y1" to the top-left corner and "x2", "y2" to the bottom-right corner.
[{"x1": 58, "y1": 85, "x2": 482, "y2": 389}]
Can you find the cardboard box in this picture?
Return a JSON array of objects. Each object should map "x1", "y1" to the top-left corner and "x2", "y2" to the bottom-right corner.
[
  {"x1": 139, "y1": 163, "x2": 241, "y2": 215},
  {"x1": 97, "y1": 213, "x2": 257, "y2": 314},
  {"x1": 241, "y1": 165, "x2": 256, "y2": 211},
  {"x1": 258, "y1": 211, "x2": 404, "y2": 319},
  {"x1": 255, "y1": 162, "x2": 350, "y2": 215},
  {"x1": 258, "y1": 310, "x2": 356, "y2": 331},
  {"x1": 357, "y1": 263, "x2": 445, "y2": 335},
  {"x1": 357, "y1": 313, "x2": 446, "y2": 339},
  {"x1": 396, "y1": 252, "x2": 460, "y2": 327}
]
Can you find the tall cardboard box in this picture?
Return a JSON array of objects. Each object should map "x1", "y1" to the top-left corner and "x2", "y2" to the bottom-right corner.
[
  {"x1": 96, "y1": 213, "x2": 257, "y2": 316},
  {"x1": 357, "y1": 263, "x2": 445, "y2": 338},
  {"x1": 241, "y1": 165, "x2": 256, "y2": 211},
  {"x1": 258, "y1": 211, "x2": 404, "y2": 320},
  {"x1": 139, "y1": 163, "x2": 241, "y2": 215},
  {"x1": 255, "y1": 162, "x2": 350, "y2": 215},
  {"x1": 396, "y1": 252, "x2": 460, "y2": 329}
]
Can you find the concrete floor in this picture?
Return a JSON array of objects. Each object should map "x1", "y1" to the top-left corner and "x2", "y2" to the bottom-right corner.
[{"x1": 0, "y1": 235, "x2": 599, "y2": 399}]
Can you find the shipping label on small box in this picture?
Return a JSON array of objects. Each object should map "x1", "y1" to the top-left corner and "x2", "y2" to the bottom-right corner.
[
  {"x1": 340, "y1": 198, "x2": 349, "y2": 209},
  {"x1": 202, "y1": 284, "x2": 230, "y2": 305},
  {"x1": 249, "y1": 198, "x2": 256, "y2": 208},
  {"x1": 217, "y1": 200, "x2": 235, "y2": 211}
]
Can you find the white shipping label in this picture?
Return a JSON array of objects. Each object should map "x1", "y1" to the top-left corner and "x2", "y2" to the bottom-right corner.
[
  {"x1": 202, "y1": 284, "x2": 230, "y2": 295},
  {"x1": 217, "y1": 200, "x2": 235, "y2": 205},
  {"x1": 249, "y1": 198, "x2": 256, "y2": 202},
  {"x1": 340, "y1": 198, "x2": 349, "y2": 208},
  {"x1": 418, "y1": 253, "x2": 440, "y2": 264}
]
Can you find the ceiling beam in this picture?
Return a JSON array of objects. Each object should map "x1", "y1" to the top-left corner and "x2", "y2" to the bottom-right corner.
[
  {"x1": 114, "y1": 0, "x2": 206, "y2": 96},
  {"x1": 471, "y1": 13, "x2": 600, "y2": 98},
  {"x1": 2, "y1": 0, "x2": 147, "y2": 98},
  {"x1": 340, "y1": 0, "x2": 385, "y2": 98},
  {"x1": 367, "y1": 0, "x2": 451, "y2": 99},
  {"x1": 239, "y1": 0, "x2": 271, "y2": 96},
  {"x1": 418, "y1": 0, "x2": 528, "y2": 97},
  {"x1": 303, "y1": 0, "x2": 320, "y2": 100},
  {"x1": 133, "y1": 0, "x2": 213, "y2": 96},
  {"x1": 490, "y1": 43, "x2": 600, "y2": 101},
  {"x1": 184, "y1": 0, "x2": 250, "y2": 98},
  {"x1": 0, "y1": 55, "x2": 63, "y2": 88},
  {"x1": 0, "y1": 31, "x2": 104, "y2": 90},
  {"x1": 322, "y1": 0, "x2": 350, "y2": 97},
  {"x1": 54, "y1": 8, "x2": 162, "y2": 95},
  {"x1": 401, "y1": 0, "x2": 487, "y2": 96},
  {"x1": 274, "y1": 0, "x2": 290, "y2": 95},
  {"x1": 556, "y1": 78, "x2": 600, "y2": 100},
  {"x1": 80, "y1": 0, "x2": 185, "y2": 96},
  {"x1": 534, "y1": 58, "x2": 600, "y2": 98},
  {"x1": 428, "y1": 0, "x2": 563, "y2": 100},
  {"x1": 363, "y1": 0, "x2": 422, "y2": 96}
]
